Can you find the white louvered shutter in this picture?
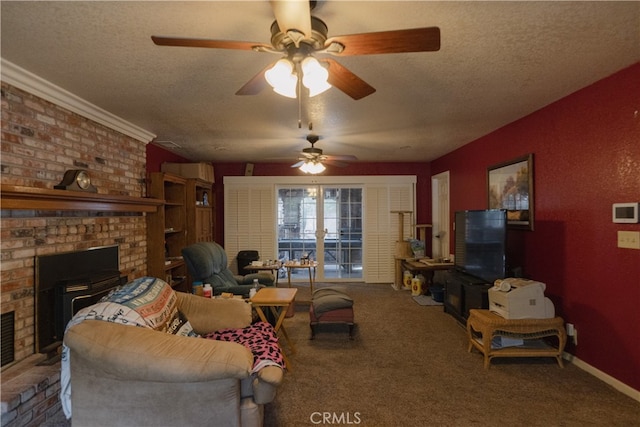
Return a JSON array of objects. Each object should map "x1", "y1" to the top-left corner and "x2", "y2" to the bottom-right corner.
[{"x1": 224, "y1": 184, "x2": 276, "y2": 272}]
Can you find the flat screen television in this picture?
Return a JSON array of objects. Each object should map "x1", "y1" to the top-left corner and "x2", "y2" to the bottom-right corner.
[{"x1": 454, "y1": 209, "x2": 507, "y2": 284}]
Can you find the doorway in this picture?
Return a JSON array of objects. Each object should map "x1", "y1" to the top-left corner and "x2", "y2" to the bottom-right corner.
[
  {"x1": 277, "y1": 185, "x2": 363, "y2": 281},
  {"x1": 431, "y1": 171, "x2": 450, "y2": 259}
]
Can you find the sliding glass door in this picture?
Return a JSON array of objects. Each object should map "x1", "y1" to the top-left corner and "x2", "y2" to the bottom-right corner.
[
  {"x1": 225, "y1": 174, "x2": 416, "y2": 284},
  {"x1": 277, "y1": 185, "x2": 362, "y2": 281}
]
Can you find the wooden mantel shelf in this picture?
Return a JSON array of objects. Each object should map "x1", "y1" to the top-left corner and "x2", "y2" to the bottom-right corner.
[{"x1": 1, "y1": 184, "x2": 163, "y2": 212}]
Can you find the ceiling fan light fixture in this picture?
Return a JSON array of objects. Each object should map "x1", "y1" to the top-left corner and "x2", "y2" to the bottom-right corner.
[
  {"x1": 306, "y1": 78, "x2": 331, "y2": 97},
  {"x1": 301, "y1": 57, "x2": 331, "y2": 97},
  {"x1": 299, "y1": 160, "x2": 326, "y2": 174},
  {"x1": 265, "y1": 58, "x2": 298, "y2": 98}
]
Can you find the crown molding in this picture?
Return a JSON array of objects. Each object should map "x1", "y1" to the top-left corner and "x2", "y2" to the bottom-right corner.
[{"x1": 1, "y1": 58, "x2": 156, "y2": 143}]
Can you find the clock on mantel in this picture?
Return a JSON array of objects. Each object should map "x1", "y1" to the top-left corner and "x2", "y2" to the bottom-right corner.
[{"x1": 54, "y1": 169, "x2": 97, "y2": 192}]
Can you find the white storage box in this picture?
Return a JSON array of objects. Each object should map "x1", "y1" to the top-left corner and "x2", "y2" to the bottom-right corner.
[{"x1": 161, "y1": 162, "x2": 214, "y2": 183}]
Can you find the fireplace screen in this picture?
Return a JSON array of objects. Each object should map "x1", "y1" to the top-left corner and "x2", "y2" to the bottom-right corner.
[{"x1": 35, "y1": 245, "x2": 123, "y2": 353}]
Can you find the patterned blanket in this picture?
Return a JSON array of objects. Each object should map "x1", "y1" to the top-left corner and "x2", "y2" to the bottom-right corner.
[{"x1": 205, "y1": 321, "x2": 285, "y2": 373}]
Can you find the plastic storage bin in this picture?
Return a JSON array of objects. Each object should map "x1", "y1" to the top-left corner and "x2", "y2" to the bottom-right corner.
[{"x1": 430, "y1": 285, "x2": 445, "y2": 302}]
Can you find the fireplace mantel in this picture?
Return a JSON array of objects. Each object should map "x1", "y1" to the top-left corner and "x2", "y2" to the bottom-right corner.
[{"x1": 1, "y1": 184, "x2": 163, "y2": 212}]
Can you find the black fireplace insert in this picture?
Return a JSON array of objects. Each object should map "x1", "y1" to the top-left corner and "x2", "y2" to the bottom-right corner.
[{"x1": 35, "y1": 245, "x2": 125, "y2": 353}]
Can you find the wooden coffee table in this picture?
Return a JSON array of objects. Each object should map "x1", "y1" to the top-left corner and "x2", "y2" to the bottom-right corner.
[{"x1": 250, "y1": 287, "x2": 298, "y2": 367}]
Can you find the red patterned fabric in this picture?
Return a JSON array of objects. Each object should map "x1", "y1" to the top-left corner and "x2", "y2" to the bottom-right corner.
[{"x1": 204, "y1": 321, "x2": 285, "y2": 372}]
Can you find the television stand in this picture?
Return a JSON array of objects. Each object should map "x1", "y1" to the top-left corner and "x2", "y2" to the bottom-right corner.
[
  {"x1": 443, "y1": 270, "x2": 491, "y2": 323},
  {"x1": 466, "y1": 309, "x2": 567, "y2": 369}
]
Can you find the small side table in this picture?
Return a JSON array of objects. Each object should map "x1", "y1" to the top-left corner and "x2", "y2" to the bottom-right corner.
[
  {"x1": 283, "y1": 262, "x2": 317, "y2": 293},
  {"x1": 466, "y1": 309, "x2": 567, "y2": 369},
  {"x1": 250, "y1": 287, "x2": 298, "y2": 368}
]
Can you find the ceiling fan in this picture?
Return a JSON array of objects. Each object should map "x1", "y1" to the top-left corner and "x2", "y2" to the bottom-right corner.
[
  {"x1": 291, "y1": 134, "x2": 357, "y2": 174},
  {"x1": 151, "y1": 1, "x2": 440, "y2": 100},
  {"x1": 291, "y1": 134, "x2": 358, "y2": 174}
]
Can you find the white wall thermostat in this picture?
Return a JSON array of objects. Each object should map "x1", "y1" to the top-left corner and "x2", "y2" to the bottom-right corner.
[{"x1": 612, "y1": 203, "x2": 639, "y2": 223}]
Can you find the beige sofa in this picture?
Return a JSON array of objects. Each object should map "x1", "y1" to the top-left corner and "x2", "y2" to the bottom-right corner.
[{"x1": 64, "y1": 291, "x2": 283, "y2": 427}]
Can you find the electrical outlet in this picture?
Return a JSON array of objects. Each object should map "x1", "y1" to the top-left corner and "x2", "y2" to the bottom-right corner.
[
  {"x1": 566, "y1": 323, "x2": 575, "y2": 336},
  {"x1": 617, "y1": 230, "x2": 640, "y2": 249},
  {"x1": 566, "y1": 323, "x2": 578, "y2": 345}
]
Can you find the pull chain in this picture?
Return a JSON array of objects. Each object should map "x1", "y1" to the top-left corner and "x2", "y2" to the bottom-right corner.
[{"x1": 297, "y1": 74, "x2": 302, "y2": 128}]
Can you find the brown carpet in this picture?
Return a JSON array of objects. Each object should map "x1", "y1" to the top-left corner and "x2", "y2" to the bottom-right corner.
[{"x1": 264, "y1": 282, "x2": 640, "y2": 427}]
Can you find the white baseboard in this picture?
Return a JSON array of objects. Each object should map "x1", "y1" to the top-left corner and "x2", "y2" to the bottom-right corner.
[{"x1": 563, "y1": 352, "x2": 640, "y2": 403}]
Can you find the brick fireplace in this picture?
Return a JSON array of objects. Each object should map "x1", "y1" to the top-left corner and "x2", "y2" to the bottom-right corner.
[{"x1": 1, "y1": 81, "x2": 155, "y2": 425}]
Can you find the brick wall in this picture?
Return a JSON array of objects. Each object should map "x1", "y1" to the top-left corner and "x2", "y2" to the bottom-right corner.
[{"x1": 1, "y1": 82, "x2": 149, "y2": 366}]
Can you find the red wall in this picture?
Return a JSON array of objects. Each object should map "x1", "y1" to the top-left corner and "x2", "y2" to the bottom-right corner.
[
  {"x1": 146, "y1": 144, "x2": 191, "y2": 173},
  {"x1": 431, "y1": 63, "x2": 640, "y2": 390}
]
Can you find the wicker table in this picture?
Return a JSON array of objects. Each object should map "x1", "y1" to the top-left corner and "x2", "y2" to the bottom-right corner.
[{"x1": 466, "y1": 309, "x2": 567, "y2": 369}]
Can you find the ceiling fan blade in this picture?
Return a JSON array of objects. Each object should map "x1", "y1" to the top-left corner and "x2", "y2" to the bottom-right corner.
[
  {"x1": 151, "y1": 35, "x2": 270, "y2": 51},
  {"x1": 235, "y1": 62, "x2": 275, "y2": 95},
  {"x1": 326, "y1": 154, "x2": 358, "y2": 162},
  {"x1": 322, "y1": 58, "x2": 376, "y2": 100},
  {"x1": 323, "y1": 159, "x2": 348, "y2": 168},
  {"x1": 291, "y1": 160, "x2": 305, "y2": 168},
  {"x1": 325, "y1": 27, "x2": 441, "y2": 56},
  {"x1": 270, "y1": 0, "x2": 312, "y2": 37}
]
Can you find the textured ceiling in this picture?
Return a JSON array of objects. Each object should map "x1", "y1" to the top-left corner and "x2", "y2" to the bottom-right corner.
[{"x1": 1, "y1": 1, "x2": 638, "y2": 164}]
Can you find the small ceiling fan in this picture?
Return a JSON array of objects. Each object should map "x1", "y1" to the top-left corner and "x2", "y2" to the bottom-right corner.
[
  {"x1": 151, "y1": 1, "x2": 440, "y2": 100},
  {"x1": 291, "y1": 134, "x2": 357, "y2": 173}
]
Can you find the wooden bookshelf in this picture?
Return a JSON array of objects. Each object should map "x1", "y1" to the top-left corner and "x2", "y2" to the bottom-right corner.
[
  {"x1": 146, "y1": 172, "x2": 188, "y2": 292},
  {"x1": 186, "y1": 178, "x2": 214, "y2": 244}
]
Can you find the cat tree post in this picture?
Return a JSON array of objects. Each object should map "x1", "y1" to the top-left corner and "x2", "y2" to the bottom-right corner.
[{"x1": 392, "y1": 210, "x2": 413, "y2": 290}]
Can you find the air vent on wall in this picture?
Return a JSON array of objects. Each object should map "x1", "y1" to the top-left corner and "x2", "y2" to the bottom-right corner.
[{"x1": 1, "y1": 311, "x2": 15, "y2": 367}]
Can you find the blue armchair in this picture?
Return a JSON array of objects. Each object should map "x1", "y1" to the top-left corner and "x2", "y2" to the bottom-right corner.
[{"x1": 182, "y1": 242, "x2": 274, "y2": 296}]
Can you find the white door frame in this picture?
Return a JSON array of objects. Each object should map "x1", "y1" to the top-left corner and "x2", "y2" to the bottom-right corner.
[{"x1": 431, "y1": 171, "x2": 450, "y2": 260}]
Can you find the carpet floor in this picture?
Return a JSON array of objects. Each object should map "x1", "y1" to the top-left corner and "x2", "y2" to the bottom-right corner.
[
  {"x1": 264, "y1": 282, "x2": 639, "y2": 427},
  {"x1": 45, "y1": 282, "x2": 639, "y2": 426}
]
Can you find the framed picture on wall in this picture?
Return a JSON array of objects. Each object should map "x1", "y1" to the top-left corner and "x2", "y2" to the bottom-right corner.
[{"x1": 487, "y1": 153, "x2": 534, "y2": 230}]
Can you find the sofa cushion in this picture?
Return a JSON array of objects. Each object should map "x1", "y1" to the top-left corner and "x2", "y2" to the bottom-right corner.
[
  {"x1": 176, "y1": 292, "x2": 252, "y2": 333},
  {"x1": 103, "y1": 276, "x2": 179, "y2": 333}
]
